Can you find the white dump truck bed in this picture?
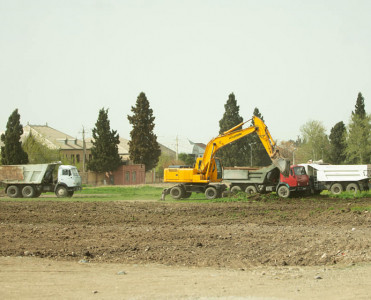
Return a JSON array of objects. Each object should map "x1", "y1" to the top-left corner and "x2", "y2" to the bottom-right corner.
[
  {"x1": 301, "y1": 164, "x2": 371, "y2": 182},
  {"x1": 0, "y1": 164, "x2": 56, "y2": 184}
]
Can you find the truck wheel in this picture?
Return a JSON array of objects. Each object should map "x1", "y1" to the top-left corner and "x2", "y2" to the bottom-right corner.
[
  {"x1": 67, "y1": 191, "x2": 74, "y2": 197},
  {"x1": 55, "y1": 186, "x2": 68, "y2": 198},
  {"x1": 7, "y1": 185, "x2": 20, "y2": 198},
  {"x1": 277, "y1": 185, "x2": 290, "y2": 198},
  {"x1": 170, "y1": 186, "x2": 184, "y2": 200},
  {"x1": 346, "y1": 183, "x2": 359, "y2": 193},
  {"x1": 231, "y1": 186, "x2": 241, "y2": 194},
  {"x1": 205, "y1": 186, "x2": 218, "y2": 200},
  {"x1": 22, "y1": 185, "x2": 36, "y2": 198},
  {"x1": 330, "y1": 183, "x2": 343, "y2": 195},
  {"x1": 245, "y1": 185, "x2": 257, "y2": 195}
]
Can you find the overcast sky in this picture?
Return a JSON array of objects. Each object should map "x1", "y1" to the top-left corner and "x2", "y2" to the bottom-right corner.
[{"x1": 1, "y1": 0, "x2": 370, "y2": 153}]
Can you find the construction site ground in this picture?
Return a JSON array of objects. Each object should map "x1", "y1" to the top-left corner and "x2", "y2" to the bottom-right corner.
[{"x1": 1, "y1": 193, "x2": 371, "y2": 299}]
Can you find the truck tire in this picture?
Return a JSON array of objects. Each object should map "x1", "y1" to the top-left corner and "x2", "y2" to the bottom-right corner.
[
  {"x1": 205, "y1": 186, "x2": 218, "y2": 200},
  {"x1": 22, "y1": 185, "x2": 36, "y2": 198},
  {"x1": 346, "y1": 183, "x2": 359, "y2": 193},
  {"x1": 55, "y1": 186, "x2": 68, "y2": 198},
  {"x1": 170, "y1": 186, "x2": 184, "y2": 200},
  {"x1": 7, "y1": 185, "x2": 20, "y2": 198},
  {"x1": 245, "y1": 185, "x2": 257, "y2": 195},
  {"x1": 67, "y1": 191, "x2": 74, "y2": 197},
  {"x1": 330, "y1": 183, "x2": 343, "y2": 195},
  {"x1": 230, "y1": 186, "x2": 242, "y2": 194},
  {"x1": 277, "y1": 185, "x2": 290, "y2": 198}
]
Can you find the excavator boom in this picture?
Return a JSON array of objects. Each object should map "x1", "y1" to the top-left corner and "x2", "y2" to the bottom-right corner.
[{"x1": 196, "y1": 116, "x2": 289, "y2": 177}]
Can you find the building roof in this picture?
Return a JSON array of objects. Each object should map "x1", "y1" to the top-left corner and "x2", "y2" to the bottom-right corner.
[
  {"x1": 21, "y1": 124, "x2": 176, "y2": 160},
  {"x1": 23, "y1": 124, "x2": 84, "y2": 150},
  {"x1": 188, "y1": 140, "x2": 206, "y2": 157}
]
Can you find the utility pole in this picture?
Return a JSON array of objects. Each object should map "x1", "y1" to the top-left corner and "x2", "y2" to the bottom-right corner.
[
  {"x1": 82, "y1": 126, "x2": 86, "y2": 172},
  {"x1": 176, "y1": 135, "x2": 179, "y2": 161},
  {"x1": 292, "y1": 148, "x2": 297, "y2": 165}
]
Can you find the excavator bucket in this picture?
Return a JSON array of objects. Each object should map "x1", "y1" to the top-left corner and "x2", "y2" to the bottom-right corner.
[{"x1": 272, "y1": 157, "x2": 290, "y2": 177}]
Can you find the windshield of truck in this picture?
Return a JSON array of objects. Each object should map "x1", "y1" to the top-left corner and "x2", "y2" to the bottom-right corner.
[
  {"x1": 293, "y1": 166, "x2": 306, "y2": 176},
  {"x1": 71, "y1": 168, "x2": 79, "y2": 176}
]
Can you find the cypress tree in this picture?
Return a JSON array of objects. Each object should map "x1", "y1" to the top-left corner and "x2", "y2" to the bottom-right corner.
[
  {"x1": 352, "y1": 92, "x2": 366, "y2": 118},
  {"x1": 218, "y1": 93, "x2": 248, "y2": 167},
  {"x1": 328, "y1": 121, "x2": 347, "y2": 164},
  {"x1": 347, "y1": 92, "x2": 371, "y2": 163},
  {"x1": 1, "y1": 109, "x2": 28, "y2": 165},
  {"x1": 88, "y1": 108, "x2": 121, "y2": 173},
  {"x1": 127, "y1": 92, "x2": 161, "y2": 171}
]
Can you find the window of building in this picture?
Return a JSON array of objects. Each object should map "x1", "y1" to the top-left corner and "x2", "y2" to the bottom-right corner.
[
  {"x1": 125, "y1": 171, "x2": 130, "y2": 183},
  {"x1": 76, "y1": 154, "x2": 80, "y2": 163},
  {"x1": 132, "y1": 171, "x2": 136, "y2": 183}
]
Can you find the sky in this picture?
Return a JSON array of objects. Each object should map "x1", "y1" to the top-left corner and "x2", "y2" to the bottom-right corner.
[{"x1": 1, "y1": 0, "x2": 370, "y2": 153}]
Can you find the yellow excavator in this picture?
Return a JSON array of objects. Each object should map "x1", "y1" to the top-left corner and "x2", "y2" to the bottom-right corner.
[{"x1": 162, "y1": 116, "x2": 290, "y2": 200}]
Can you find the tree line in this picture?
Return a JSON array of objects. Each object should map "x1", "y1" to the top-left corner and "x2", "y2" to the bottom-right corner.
[
  {"x1": 1, "y1": 92, "x2": 161, "y2": 174},
  {"x1": 1, "y1": 92, "x2": 370, "y2": 174}
]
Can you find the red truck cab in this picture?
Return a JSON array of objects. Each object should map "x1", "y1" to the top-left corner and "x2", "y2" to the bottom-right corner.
[{"x1": 280, "y1": 165, "x2": 310, "y2": 194}]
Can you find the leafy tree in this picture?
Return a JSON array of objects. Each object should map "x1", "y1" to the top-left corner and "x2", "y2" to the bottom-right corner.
[
  {"x1": 328, "y1": 121, "x2": 347, "y2": 164},
  {"x1": 127, "y1": 92, "x2": 161, "y2": 171},
  {"x1": 1, "y1": 109, "x2": 28, "y2": 165},
  {"x1": 22, "y1": 133, "x2": 60, "y2": 163},
  {"x1": 299, "y1": 120, "x2": 329, "y2": 162},
  {"x1": 88, "y1": 108, "x2": 122, "y2": 173},
  {"x1": 346, "y1": 92, "x2": 371, "y2": 164},
  {"x1": 250, "y1": 108, "x2": 271, "y2": 166},
  {"x1": 278, "y1": 140, "x2": 297, "y2": 164},
  {"x1": 218, "y1": 93, "x2": 249, "y2": 167}
]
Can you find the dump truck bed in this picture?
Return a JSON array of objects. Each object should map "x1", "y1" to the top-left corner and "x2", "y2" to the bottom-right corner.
[{"x1": 0, "y1": 164, "x2": 56, "y2": 184}]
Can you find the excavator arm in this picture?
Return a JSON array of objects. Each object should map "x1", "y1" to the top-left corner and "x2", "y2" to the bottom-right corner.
[{"x1": 195, "y1": 116, "x2": 289, "y2": 177}]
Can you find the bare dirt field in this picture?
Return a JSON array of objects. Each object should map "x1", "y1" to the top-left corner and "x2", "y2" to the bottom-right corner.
[{"x1": 0, "y1": 195, "x2": 371, "y2": 299}]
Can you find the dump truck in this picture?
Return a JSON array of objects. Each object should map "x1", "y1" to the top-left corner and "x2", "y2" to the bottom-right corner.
[
  {"x1": 162, "y1": 116, "x2": 290, "y2": 200},
  {"x1": 299, "y1": 163, "x2": 370, "y2": 195},
  {"x1": 223, "y1": 164, "x2": 310, "y2": 198},
  {"x1": 0, "y1": 163, "x2": 82, "y2": 198}
]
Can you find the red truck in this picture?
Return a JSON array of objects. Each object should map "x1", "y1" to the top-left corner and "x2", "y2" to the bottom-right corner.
[{"x1": 223, "y1": 164, "x2": 310, "y2": 198}]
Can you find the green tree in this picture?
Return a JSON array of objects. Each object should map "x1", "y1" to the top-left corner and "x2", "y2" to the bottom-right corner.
[
  {"x1": 328, "y1": 121, "x2": 347, "y2": 164},
  {"x1": 299, "y1": 120, "x2": 329, "y2": 162},
  {"x1": 346, "y1": 92, "x2": 371, "y2": 164},
  {"x1": 352, "y1": 92, "x2": 366, "y2": 118},
  {"x1": 127, "y1": 92, "x2": 161, "y2": 171},
  {"x1": 1, "y1": 109, "x2": 28, "y2": 165},
  {"x1": 346, "y1": 114, "x2": 371, "y2": 164},
  {"x1": 178, "y1": 152, "x2": 196, "y2": 166},
  {"x1": 88, "y1": 108, "x2": 122, "y2": 173},
  {"x1": 22, "y1": 133, "x2": 60, "y2": 163},
  {"x1": 218, "y1": 93, "x2": 248, "y2": 167},
  {"x1": 250, "y1": 108, "x2": 271, "y2": 166}
]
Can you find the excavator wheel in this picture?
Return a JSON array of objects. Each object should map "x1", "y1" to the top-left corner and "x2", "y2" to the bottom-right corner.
[
  {"x1": 205, "y1": 186, "x2": 218, "y2": 200},
  {"x1": 170, "y1": 186, "x2": 185, "y2": 200}
]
